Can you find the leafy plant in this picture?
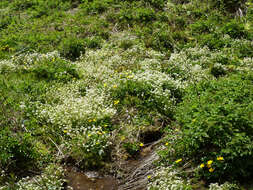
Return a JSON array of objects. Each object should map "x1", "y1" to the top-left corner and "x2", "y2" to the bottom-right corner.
[
  {"x1": 111, "y1": 79, "x2": 179, "y2": 117},
  {"x1": 29, "y1": 58, "x2": 80, "y2": 82},
  {"x1": 211, "y1": 0, "x2": 247, "y2": 13},
  {"x1": 172, "y1": 72, "x2": 253, "y2": 181},
  {"x1": 66, "y1": 126, "x2": 111, "y2": 169},
  {"x1": 59, "y1": 38, "x2": 85, "y2": 60},
  {"x1": 123, "y1": 142, "x2": 140, "y2": 156},
  {"x1": 221, "y1": 20, "x2": 249, "y2": 39},
  {"x1": 0, "y1": 129, "x2": 41, "y2": 173}
]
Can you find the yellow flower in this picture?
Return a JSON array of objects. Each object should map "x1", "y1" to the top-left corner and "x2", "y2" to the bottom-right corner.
[
  {"x1": 207, "y1": 160, "x2": 213, "y2": 168},
  {"x1": 121, "y1": 136, "x2": 126, "y2": 141},
  {"x1": 175, "y1": 158, "x2": 182, "y2": 163},
  {"x1": 217, "y1": 156, "x2": 224, "y2": 161},
  {"x1": 93, "y1": 118, "x2": 96, "y2": 122},
  {"x1": 209, "y1": 168, "x2": 214, "y2": 172},
  {"x1": 200, "y1": 163, "x2": 205, "y2": 168},
  {"x1": 165, "y1": 142, "x2": 169, "y2": 146},
  {"x1": 207, "y1": 160, "x2": 213, "y2": 165},
  {"x1": 147, "y1": 175, "x2": 151, "y2": 179},
  {"x1": 104, "y1": 83, "x2": 107, "y2": 87},
  {"x1": 88, "y1": 119, "x2": 93, "y2": 122},
  {"x1": 63, "y1": 130, "x2": 68, "y2": 133},
  {"x1": 140, "y1": 143, "x2": 144, "y2": 147},
  {"x1": 114, "y1": 100, "x2": 120, "y2": 105},
  {"x1": 113, "y1": 85, "x2": 117, "y2": 88},
  {"x1": 88, "y1": 134, "x2": 91, "y2": 137}
]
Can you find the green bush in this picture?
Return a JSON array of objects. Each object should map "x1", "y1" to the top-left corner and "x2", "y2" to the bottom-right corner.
[
  {"x1": 141, "y1": 26, "x2": 174, "y2": 52},
  {"x1": 29, "y1": 58, "x2": 80, "y2": 82},
  {"x1": 171, "y1": 0, "x2": 190, "y2": 4},
  {"x1": 210, "y1": 64, "x2": 227, "y2": 78},
  {"x1": 0, "y1": 15, "x2": 15, "y2": 30},
  {"x1": 82, "y1": 0, "x2": 112, "y2": 14},
  {"x1": 11, "y1": 0, "x2": 37, "y2": 11},
  {"x1": 84, "y1": 36, "x2": 102, "y2": 49},
  {"x1": 172, "y1": 72, "x2": 253, "y2": 181},
  {"x1": 59, "y1": 38, "x2": 85, "y2": 60},
  {"x1": 144, "y1": 0, "x2": 167, "y2": 9},
  {"x1": 211, "y1": 0, "x2": 246, "y2": 12},
  {"x1": 199, "y1": 33, "x2": 226, "y2": 50},
  {"x1": 190, "y1": 20, "x2": 212, "y2": 34},
  {"x1": 123, "y1": 142, "x2": 140, "y2": 156},
  {"x1": 221, "y1": 20, "x2": 249, "y2": 39},
  {"x1": 117, "y1": 8, "x2": 135, "y2": 26},
  {"x1": 0, "y1": 129, "x2": 41, "y2": 173},
  {"x1": 233, "y1": 40, "x2": 253, "y2": 58},
  {"x1": 111, "y1": 79, "x2": 181, "y2": 117},
  {"x1": 67, "y1": 127, "x2": 111, "y2": 169},
  {"x1": 11, "y1": 0, "x2": 71, "y2": 17},
  {"x1": 134, "y1": 8, "x2": 156, "y2": 22},
  {"x1": 119, "y1": 39, "x2": 135, "y2": 50}
]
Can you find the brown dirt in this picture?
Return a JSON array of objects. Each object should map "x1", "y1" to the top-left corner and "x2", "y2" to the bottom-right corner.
[{"x1": 65, "y1": 140, "x2": 161, "y2": 190}]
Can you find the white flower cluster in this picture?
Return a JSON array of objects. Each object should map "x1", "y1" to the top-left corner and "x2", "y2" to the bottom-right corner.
[
  {"x1": 147, "y1": 167, "x2": 191, "y2": 190},
  {"x1": 125, "y1": 70, "x2": 181, "y2": 114},
  {"x1": 36, "y1": 83, "x2": 115, "y2": 130},
  {"x1": 209, "y1": 182, "x2": 239, "y2": 190},
  {"x1": 34, "y1": 33, "x2": 220, "y2": 133},
  {"x1": 165, "y1": 47, "x2": 212, "y2": 84},
  {"x1": 0, "y1": 51, "x2": 62, "y2": 73},
  {"x1": 65, "y1": 125, "x2": 111, "y2": 159},
  {"x1": 14, "y1": 164, "x2": 65, "y2": 190},
  {"x1": 11, "y1": 51, "x2": 60, "y2": 66},
  {"x1": 240, "y1": 57, "x2": 253, "y2": 71},
  {"x1": 0, "y1": 59, "x2": 17, "y2": 73}
]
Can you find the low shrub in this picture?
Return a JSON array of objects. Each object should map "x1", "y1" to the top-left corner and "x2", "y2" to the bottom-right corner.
[
  {"x1": 65, "y1": 126, "x2": 112, "y2": 169},
  {"x1": 123, "y1": 142, "x2": 140, "y2": 157},
  {"x1": 0, "y1": 15, "x2": 15, "y2": 30},
  {"x1": 221, "y1": 20, "x2": 249, "y2": 39},
  {"x1": 210, "y1": 0, "x2": 247, "y2": 13},
  {"x1": 144, "y1": 0, "x2": 167, "y2": 9},
  {"x1": 59, "y1": 38, "x2": 85, "y2": 60},
  {"x1": 29, "y1": 58, "x2": 80, "y2": 82},
  {"x1": 110, "y1": 78, "x2": 180, "y2": 118},
  {"x1": 171, "y1": 72, "x2": 253, "y2": 181},
  {"x1": 134, "y1": 7, "x2": 156, "y2": 22},
  {"x1": 190, "y1": 20, "x2": 213, "y2": 34},
  {"x1": 143, "y1": 27, "x2": 174, "y2": 52},
  {"x1": 82, "y1": 0, "x2": 112, "y2": 14},
  {"x1": 0, "y1": 129, "x2": 41, "y2": 173},
  {"x1": 84, "y1": 36, "x2": 103, "y2": 49},
  {"x1": 199, "y1": 33, "x2": 227, "y2": 50},
  {"x1": 11, "y1": 0, "x2": 37, "y2": 11}
]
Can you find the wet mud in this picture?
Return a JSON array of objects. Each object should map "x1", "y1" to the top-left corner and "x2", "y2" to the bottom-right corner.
[{"x1": 66, "y1": 168, "x2": 118, "y2": 190}]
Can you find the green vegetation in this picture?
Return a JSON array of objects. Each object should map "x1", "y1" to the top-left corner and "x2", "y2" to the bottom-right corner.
[
  {"x1": 0, "y1": 0, "x2": 253, "y2": 189},
  {"x1": 172, "y1": 73, "x2": 253, "y2": 181}
]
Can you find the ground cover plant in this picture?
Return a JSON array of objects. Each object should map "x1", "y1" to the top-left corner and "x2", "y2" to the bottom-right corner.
[{"x1": 0, "y1": 0, "x2": 253, "y2": 189}]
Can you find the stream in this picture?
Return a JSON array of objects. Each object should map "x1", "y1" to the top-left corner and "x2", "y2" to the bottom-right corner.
[{"x1": 65, "y1": 140, "x2": 161, "y2": 190}]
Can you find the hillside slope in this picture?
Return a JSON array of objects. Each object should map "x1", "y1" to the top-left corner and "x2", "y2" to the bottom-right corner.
[{"x1": 0, "y1": 0, "x2": 253, "y2": 189}]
